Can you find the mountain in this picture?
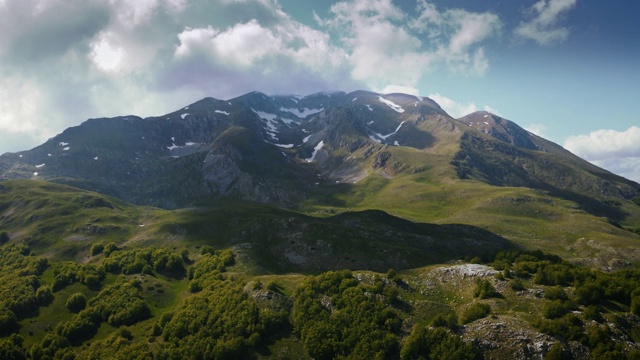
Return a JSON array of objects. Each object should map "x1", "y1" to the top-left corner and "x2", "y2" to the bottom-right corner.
[
  {"x1": 2, "y1": 90, "x2": 640, "y2": 266},
  {"x1": 3, "y1": 90, "x2": 637, "y2": 208}
]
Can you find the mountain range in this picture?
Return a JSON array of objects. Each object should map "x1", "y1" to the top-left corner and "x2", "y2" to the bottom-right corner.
[
  {"x1": 2, "y1": 90, "x2": 638, "y2": 207},
  {"x1": 1, "y1": 90, "x2": 639, "y2": 266},
  {"x1": 2, "y1": 90, "x2": 640, "y2": 359}
]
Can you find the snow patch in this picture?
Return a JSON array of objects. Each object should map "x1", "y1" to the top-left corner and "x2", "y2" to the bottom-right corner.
[
  {"x1": 483, "y1": 114, "x2": 489, "y2": 118},
  {"x1": 280, "y1": 107, "x2": 323, "y2": 118},
  {"x1": 252, "y1": 109, "x2": 282, "y2": 139},
  {"x1": 171, "y1": 137, "x2": 175, "y2": 142},
  {"x1": 180, "y1": 113, "x2": 189, "y2": 119},
  {"x1": 374, "y1": 121, "x2": 406, "y2": 140},
  {"x1": 394, "y1": 141, "x2": 400, "y2": 146},
  {"x1": 352, "y1": 97, "x2": 358, "y2": 102},
  {"x1": 33, "y1": 172, "x2": 38, "y2": 176},
  {"x1": 185, "y1": 142, "x2": 196, "y2": 146},
  {"x1": 303, "y1": 135, "x2": 312, "y2": 143},
  {"x1": 47, "y1": 153, "x2": 51, "y2": 157},
  {"x1": 215, "y1": 110, "x2": 229, "y2": 115},
  {"x1": 19, "y1": 155, "x2": 22, "y2": 158},
  {"x1": 35, "y1": 163, "x2": 45, "y2": 168},
  {"x1": 367, "y1": 120, "x2": 374, "y2": 125},
  {"x1": 378, "y1": 96, "x2": 405, "y2": 113},
  {"x1": 366, "y1": 105, "x2": 373, "y2": 111},
  {"x1": 306, "y1": 141, "x2": 324, "y2": 162},
  {"x1": 369, "y1": 135, "x2": 382, "y2": 143},
  {"x1": 184, "y1": 106, "x2": 189, "y2": 110},
  {"x1": 63, "y1": 147, "x2": 69, "y2": 151},
  {"x1": 167, "y1": 144, "x2": 179, "y2": 150},
  {"x1": 94, "y1": 157, "x2": 99, "y2": 160},
  {"x1": 281, "y1": 118, "x2": 296, "y2": 126},
  {"x1": 483, "y1": 122, "x2": 489, "y2": 125},
  {"x1": 275, "y1": 144, "x2": 294, "y2": 148},
  {"x1": 59, "y1": 142, "x2": 69, "y2": 146}
]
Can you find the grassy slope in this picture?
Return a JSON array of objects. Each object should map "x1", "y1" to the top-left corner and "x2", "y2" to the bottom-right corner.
[
  {"x1": 0, "y1": 180, "x2": 516, "y2": 273},
  {"x1": 298, "y1": 142, "x2": 640, "y2": 266}
]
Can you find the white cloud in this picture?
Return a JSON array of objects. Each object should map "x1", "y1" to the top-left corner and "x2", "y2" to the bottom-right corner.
[
  {"x1": 564, "y1": 126, "x2": 640, "y2": 183},
  {"x1": 322, "y1": 0, "x2": 501, "y2": 91},
  {"x1": 525, "y1": 123, "x2": 548, "y2": 138},
  {"x1": 483, "y1": 105, "x2": 502, "y2": 117},
  {"x1": 515, "y1": 0, "x2": 577, "y2": 45},
  {"x1": 89, "y1": 34, "x2": 125, "y2": 72},
  {"x1": 427, "y1": 93, "x2": 477, "y2": 118},
  {"x1": 175, "y1": 21, "x2": 283, "y2": 68},
  {"x1": 381, "y1": 85, "x2": 420, "y2": 96}
]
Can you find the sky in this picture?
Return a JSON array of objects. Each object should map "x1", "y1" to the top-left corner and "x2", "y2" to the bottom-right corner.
[{"x1": 0, "y1": 0, "x2": 639, "y2": 182}]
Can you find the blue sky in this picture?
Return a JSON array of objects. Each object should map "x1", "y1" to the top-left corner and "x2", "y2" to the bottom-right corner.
[{"x1": 0, "y1": 0, "x2": 639, "y2": 181}]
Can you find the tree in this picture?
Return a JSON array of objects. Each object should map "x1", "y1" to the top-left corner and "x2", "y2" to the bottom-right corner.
[
  {"x1": 91, "y1": 243, "x2": 104, "y2": 256},
  {"x1": 36, "y1": 285, "x2": 54, "y2": 306},
  {"x1": 66, "y1": 293, "x2": 86, "y2": 313},
  {"x1": 0, "y1": 231, "x2": 9, "y2": 244},
  {"x1": 103, "y1": 242, "x2": 119, "y2": 258},
  {"x1": 0, "y1": 309, "x2": 19, "y2": 336}
]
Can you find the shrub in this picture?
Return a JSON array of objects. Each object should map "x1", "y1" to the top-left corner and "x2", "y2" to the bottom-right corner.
[
  {"x1": 265, "y1": 281, "x2": 280, "y2": 293},
  {"x1": 543, "y1": 300, "x2": 569, "y2": 319},
  {"x1": 200, "y1": 245, "x2": 215, "y2": 255},
  {"x1": 103, "y1": 242, "x2": 119, "y2": 258},
  {"x1": 0, "y1": 231, "x2": 9, "y2": 244},
  {"x1": 473, "y1": 279, "x2": 498, "y2": 299},
  {"x1": 631, "y1": 295, "x2": 640, "y2": 316},
  {"x1": 66, "y1": 293, "x2": 87, "y2": 313},
  {"x1": 583, "y1": 305, "x2": 603, "y2": 323},
  {"x1": 165, "y1": 254, "x2": 184, "y2": 272},
  {"x1": 509, "y1": 278, "x2": 526, "y2": 291},
  {"x1": 460, "y1": 303, "x2": 491, "y2": 324},
  {"x1": 0, "y1": 309, "x2": 19, "y2": 336},
  {"x1": 90, "y1": 243, "x2": 104, "y2": 256},
  {"x1": 430, "y1": 313, "x2": 458, "y2": 330},
  {"x1": 544, "y1": 286, "x2": 568, "y2": 301},
  {"x1": 545, "y1": 342, "x2": 568, "y2": 360},
  {"x1": 401, "y1": 325, "x2": 479, "y2": 360},
  {"x1": 36, "y1": 285, "x2": 54, "y2": 306}
]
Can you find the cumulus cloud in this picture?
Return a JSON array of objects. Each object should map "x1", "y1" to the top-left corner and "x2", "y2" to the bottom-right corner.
[
  {"x1": 0, "y1": 0, "x2": 505, "y2": 155},
  {"x1": 427, "y1": 93, "x2": 478, "y2": 118},
  {"x1": 564, "y1": 126, "x2": 640, "y2": 183},
  {"x1": 323, "y1": 0, "x2": 501, "y2": 91},
  {"x1": 525, "y1": 123, "x2": 548, "y2": 138},
  {"x1": 515, "y1": 0, "x2": 577, "y2": 45}
]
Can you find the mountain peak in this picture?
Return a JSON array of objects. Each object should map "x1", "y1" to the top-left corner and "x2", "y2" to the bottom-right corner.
[{"x1": 457, "y1": 111, "x2": 539, "y2": 150}]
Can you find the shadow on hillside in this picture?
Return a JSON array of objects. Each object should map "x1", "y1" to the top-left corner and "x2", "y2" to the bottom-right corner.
[
  {"x1": 545, "y1": 186, "x2": 629, "y2": 222},
  {"x1": 223, "y1": 208, "x2": 521, "y2": 274}
]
